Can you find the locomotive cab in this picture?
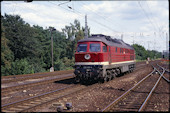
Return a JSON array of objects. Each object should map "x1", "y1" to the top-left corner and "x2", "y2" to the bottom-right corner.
[
  {"x1": 74, "y1": 41, "x2": 108, "y2": 82},
  {"x1": 75, "y1": 41, "x2": 108, "y2": 62}
]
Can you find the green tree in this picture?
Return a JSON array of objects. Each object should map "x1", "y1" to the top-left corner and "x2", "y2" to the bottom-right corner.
[
  {"x1": 62, "y1": 19, "x2": 86, "y2": 59},
  {"x1": 1, "y1": 14, "x2": 90, "y2": 76},
  {"x1": 132, "y1": 44, "x2": 162, "y2": 60},
  {"x1": 1, "y1": 24, "x2": 14, "y2": 76},
  {"x1": 132, "y1": 44, "x2": 147, "y2": 60},
  {"x1": 10, "y1": 58, "x2": 34, "y2": 75},
  {"x1": 2, "y1": 14, "x2": 40, "y2": 59}
]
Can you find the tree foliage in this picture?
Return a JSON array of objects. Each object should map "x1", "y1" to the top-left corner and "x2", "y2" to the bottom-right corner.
[
  {"x1": 1, "y1": 23, "x2": 14, "y2": 75},
  {"x1": 132, "y1": 44, "x2": 162, "y2": 60},
  {"x1": 10, "y1": 58, "x2": 34, "y2": 75},
  {"x1": 1, "y1": 14, "x2": 87, "y2": 76}
]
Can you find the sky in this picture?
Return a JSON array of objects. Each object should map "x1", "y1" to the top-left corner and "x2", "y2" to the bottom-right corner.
[{"x1": 1, "y1": 0, "x2": 169, "y2": 52}]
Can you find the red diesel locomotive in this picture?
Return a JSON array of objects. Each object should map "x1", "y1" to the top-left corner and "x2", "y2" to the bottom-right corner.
[{"x1": 74, "y1": 34, "x2": 135, "y2": 83}]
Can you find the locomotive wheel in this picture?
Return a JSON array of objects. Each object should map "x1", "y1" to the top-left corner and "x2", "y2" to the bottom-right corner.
[
  {"x1": 101, "y1": 75, "x2": 107, "y2": 83},
  {"x1": 111, "y1": 69, "x2": 116, "y2": 79},
  {"x1": 112, "y1": 73, "x2": 116, "y2": 79},
  {"x1": 100, "y1": 78, "x2": 105, "y2": 83},
  {"x1": 104, "y1": 76, "x2": 108, "y2": 82},
  {"x1": 107, "y1": 76, "x2": 110, "y2": 81},
  {"x1": 100, "y1": 79, "x2": 104, "y2": 83},
  {"x1": 131, "y1": 69, "x2": 133, "y2": 73},
  {"x1": 80, "y1": 80, "x2": 87, "y2": 84},
  {"x1": 111, "y1": 75, "x2": 114, "y2": 80},
  {"x1": 116, "y1": 69, "x2": 120, "y2": 75},
  {"x1": 131, "y1": 67, "x2": 134, "y2": 72},
  {"x1": 106, "y1": 70, "x2": 111, "y2": 81},
  {"x1": 108, "y1": 72, "x2": 112, "y2": 81},
  {"x1": 75, "y1": 77, "x2": 80, "y2": 83},
  {"x1": 129, "y1": 68, "x2": 132, "y2": 73},
  {"x1": 114, "y1": 71, "x2": 118, "y2": 77}
]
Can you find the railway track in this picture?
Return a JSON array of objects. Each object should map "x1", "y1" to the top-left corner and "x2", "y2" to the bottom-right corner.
[
  {"x1": 101, "y1": 63, "x2": 167, "y2": 112},
  {"x1": 1, "y1": 73, "x2": 74, "y2": 94},
  {"x1": 1, "y1": 70, "x2": 74, "y2": 84},
  {"x1": 157, "y1": 64, "x2": 170, "y2": 83},
  {"x1": 143, "y1": 66, "x2": 169, "y2": 111},
  {"x1": 1, "y1": 84, "x2": 86, "y2": 112},
  {"x1": 2, "y1": 60, "x2": 168, "y2": 112},
  {"x1": 2, "y1": 77, "x2": 116, "y2": 112}
]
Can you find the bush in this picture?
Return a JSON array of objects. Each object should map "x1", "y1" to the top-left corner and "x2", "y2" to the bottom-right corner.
[{"x1": 10, "y1": 58, "x2": 34, "y2": 75}]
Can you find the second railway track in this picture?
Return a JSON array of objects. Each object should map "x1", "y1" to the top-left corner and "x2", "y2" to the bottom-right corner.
[
  {"x1": 1, "y1": 73, "x2": 74, "y2": 94},
  {"x1": 101, "y1": 63, "x2": 168, "y2": 112},
  {"x1": 1, "y1": 84, "x2": 86, "y2": 112},
  {"x1": 1, "y1": 70, "x2": 74, "y2": 84}
]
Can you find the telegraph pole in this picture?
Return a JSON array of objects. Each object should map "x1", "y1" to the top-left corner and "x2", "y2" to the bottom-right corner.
[
  {"x1": 85, "y1": 14, "x2": 88, "y2": 39},
  {"x1": 132, "y1": 33, "x2": 136, "y2": 44},
  {"x1": 121, "y1": 34, "x2": 123, "y2": 40},
  {"x1": 166, "y1": 32, "x2": 169, "y2": 59},
  {"x1": 166, "y1": 33, "x2": 168, "y2": 52},
  {"x1": 154, "y1": 32, "x2": 156, "y2": 51},
  {"x1": 147, "y1": 41, "x2": 150, "y2": 50},
  {"x1": 50, "y1": 27, "x2": 56, "y2": 72},
  {"x1": 51, "y1": 33, "x2": 53, "y2": 69}
]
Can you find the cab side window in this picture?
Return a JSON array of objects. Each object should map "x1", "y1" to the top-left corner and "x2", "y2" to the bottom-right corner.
[{"x1": 103, "y1": 45, "x2": 107, "y2": 52}]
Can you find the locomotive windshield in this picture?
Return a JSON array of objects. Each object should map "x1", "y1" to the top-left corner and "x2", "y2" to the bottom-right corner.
[
  {"x1": 90, "y1": 43, "x2": 101, "y2": 52},
  {"x1": 77, "y1": 44, "x2": 87, "y2": 52}
]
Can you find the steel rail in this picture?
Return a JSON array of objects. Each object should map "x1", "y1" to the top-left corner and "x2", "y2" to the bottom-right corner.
[
  {"x1": 1, "y1": 70, "x2": 74, "y2": 84},
  {"x1": 161, "y1": 74, "x2": 170, "y2": 83},
  {"x1": 2, "y1": 79, "x2": 102, "y2": 112},
  {"x1": 157, "y1": 64, "x2": 170, "y2": 73},
  {"x1": 20, "y1": 85, "x2": 86, "y2": 112},
  {"x1": 101, "y1": 68, "x2": 156, "y2": 112},
  {"x1": 157, "y1": 64, "x2": 170, "y2": 83},
  {"x1": 138, "y1": 68, "x2": 165, "y2": 111},
  {"x1": 2, "y1": 70, "x2": 74, "y2": 79},
  {"x1": 1, "y1": 84, "x2": 82, "y2": 113},
  {"x1": 1, "y1": 74, "x2": 74, "y2": 93},
  {"x1": 165, "y1": 70, "x2": 170, "y2": 73},
  {"x1": 1, "y1": 85, "x2": 74, "y2": 108}
]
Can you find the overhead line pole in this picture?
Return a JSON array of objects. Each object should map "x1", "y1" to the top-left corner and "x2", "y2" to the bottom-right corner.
[
  {"x1": 85, "y1": 14, "x2": 88, "y2": 39},
  {"x1": 50, "y1": 27, "x2": 56, "y2": 72}
]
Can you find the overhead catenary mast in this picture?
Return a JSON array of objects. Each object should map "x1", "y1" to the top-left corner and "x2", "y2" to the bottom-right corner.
[
  {"x1": 166, "y1": 33, "x2": 168, "y2": 52},
  {"x1": 121, "y1": 34, "x2": 123, "y2": 40},
  {"x1": 85, "y1": 14, "x2": 88, "y2": 39}
]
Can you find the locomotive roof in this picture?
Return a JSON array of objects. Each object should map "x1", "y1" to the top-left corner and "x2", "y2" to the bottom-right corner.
[{"x1": 78, "y1": 34, "x2": 134, "y2": 50}]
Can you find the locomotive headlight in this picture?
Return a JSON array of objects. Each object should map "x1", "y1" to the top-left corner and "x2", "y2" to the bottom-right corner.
[{"x1": 84, "y1": 54, "x2": 91, "y2": 60}]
